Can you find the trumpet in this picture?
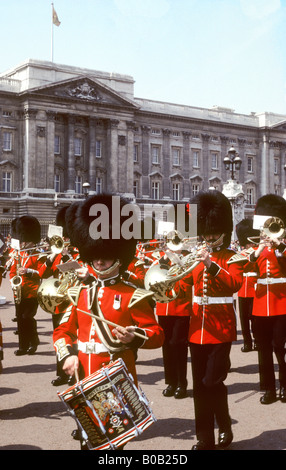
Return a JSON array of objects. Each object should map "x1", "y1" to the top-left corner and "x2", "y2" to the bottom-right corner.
[{"x1": 247, "y1": 216, "x2": 285, "y2": 245}]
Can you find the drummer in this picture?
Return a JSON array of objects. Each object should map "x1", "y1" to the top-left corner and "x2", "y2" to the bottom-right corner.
[{"x1": 53, "y1": 194, "x2": 164, "y2": 387}]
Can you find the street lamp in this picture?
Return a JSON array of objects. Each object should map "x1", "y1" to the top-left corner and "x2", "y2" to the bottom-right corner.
[
  {"x1": 82, "y1": 182, "x2": 90, "y2": 198},
  {"x1": 223, "y1": 147, "x2": 242, "y2": 180},
  {"x1": 222, "y1": 147, "x2": 244, "y2": 241}
]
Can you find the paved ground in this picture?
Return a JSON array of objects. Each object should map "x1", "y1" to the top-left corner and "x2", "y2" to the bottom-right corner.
[{"x1": 0, "y1": 276, "x2": 286, "y2": 452}]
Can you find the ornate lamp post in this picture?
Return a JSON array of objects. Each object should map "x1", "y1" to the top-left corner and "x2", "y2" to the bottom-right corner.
[
  {"x1": 222, "y1": 147, "x2": 245, "y2": 241},
  {"x1": 82, "y1": 181, "x2": 90, "y2": 198}
]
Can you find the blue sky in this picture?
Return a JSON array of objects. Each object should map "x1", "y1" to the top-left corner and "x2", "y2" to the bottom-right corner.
[{"x1": 1, "y1": 0, "x2": 286, "y2": 115}]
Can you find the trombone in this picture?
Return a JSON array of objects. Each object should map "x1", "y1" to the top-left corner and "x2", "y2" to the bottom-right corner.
[{"x1": 247, "y1": 216, "x2": 285, "y2": 245}]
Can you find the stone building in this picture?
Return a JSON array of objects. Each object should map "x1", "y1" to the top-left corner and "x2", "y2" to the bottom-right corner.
[{"x1": 0, "y1": 58, "x2": 286, "y2": 236}]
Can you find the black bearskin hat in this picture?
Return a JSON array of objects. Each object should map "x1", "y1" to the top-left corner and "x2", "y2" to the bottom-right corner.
[
  {"x1": 11, "y1": 218, "x2": 19, "y2": 239},
  {"x1": 70, "y1": 194, "x2": 138, "y2": 270},
  {"x1": 236, "y1": 218, "x2": 259, "y2": 247},
  {"x1": 255, "y1": 194, "x2": 286, "y2": 225},
  {"x1": 55, "y1": 206, "x2": 69, "y2": 238},
  {"x1": 16, "y1": 216, "x2": 41, "y2": 244},
  {"x1": 190, "y1": 190, "x2": 233, "y2": 246},
  {"x1": 65, "y1": 202, "x2": 83, "y2": 247}
]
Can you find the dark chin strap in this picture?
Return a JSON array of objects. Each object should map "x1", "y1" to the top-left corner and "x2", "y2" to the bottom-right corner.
[
  {"x1": 204, "y1": 233, "x2": 225, "y2": 250},
  {"x1": 92, "y1": 259, "x2": 121, "y2": 276}
]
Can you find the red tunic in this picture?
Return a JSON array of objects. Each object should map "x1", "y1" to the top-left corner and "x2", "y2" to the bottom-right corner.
[
  {"x1": 251, "y1": 246, "x2": 286, "y2": 317},
  {"x1": 53, "y1": 276, "x2": 164, "y2": 383},
  {"x1": 9, "y1": 250, "x2": 43, "y2": 298},
  {"x1": 185, "y1": 249, "x2": 244, "y2": 344},
  {"x1": 238, "y1": 261, "x2": 258, "y2": 298}
]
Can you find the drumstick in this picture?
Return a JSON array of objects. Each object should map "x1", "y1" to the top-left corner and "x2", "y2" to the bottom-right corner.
[
  {"x1": 76, "y1": 308, "x2": 148, "y2": 341},
  {"x1": 74, "y1": 359, "x2": 79, "y2": 383}
]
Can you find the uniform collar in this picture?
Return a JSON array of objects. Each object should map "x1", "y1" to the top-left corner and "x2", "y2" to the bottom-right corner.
[{"x1": 97, "y1": 274, "x2": 121, "y2": 287}]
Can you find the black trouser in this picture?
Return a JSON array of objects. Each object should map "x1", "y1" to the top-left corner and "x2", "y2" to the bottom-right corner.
[
  {"x1": 189, "y1": 342, "x2": 232, "y2": 445},
  {"x1": 252, "y1": 315, "x2": 286, "y2": 391},
  {"x1": 238, "y1": 297, "x2": 255, "y2": 346},
  {"x1": 16, "y1": 297, "x2": 39, "y2": 350},
  {"x1": 159, "y1": 316, "x2": 190, "y2": 388}
]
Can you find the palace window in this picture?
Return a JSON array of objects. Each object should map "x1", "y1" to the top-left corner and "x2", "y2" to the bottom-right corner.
[
  {"x1": 211, "y1": 152, "x2": 219, "y2": 170},
  {"x1": 247, "y1": 157, "x2": 253, "y2": 173},
  {"x1": 54, "y1": 174, "x2": 60, "y2": 193},
  {"x1": 2, "y1": 172, "x2": 12, "y2": 192},
  {"x1": 134, "y1": 144, "x2": 139, "y2": 162},
  {"x1": 152, "y1": 181, "x2": 160, "y2": 199},
  {"x1": 172, "y1": 148, "x2": 180, "y2": 166},
  {"x1": 75, "y1": 175, "x2": 82, "y2": 194},
  {"x1": 96, "y1": 177, "x2": 103, "y2": 194},
  {"x1": 172, "y1": 183, "x2": 180, "y2": 200},
  {"x1": 192, "y1": 183, "x2": 200, "y2": 196},
  {"x1": 3, "y1": 132, "x2": 12, "y2": 151},
  {"x1": 192, "y1": 150, "x2": 200, "y2": 168},
  {"x1": 151, "y1": 145, "x2": 160, "y2": 164},
  {"x1": 246, "y1": 187, "x2": 255, "y2": 205},
  {"x1": 54, "y1": 135, "x2": 61, "y2": 154},
  {"x1": 74, "y1": 137, "x2": 83, "y2": 156},
  {"x1": 96, "y1": 140, "x2": 102, "y2": 158}
]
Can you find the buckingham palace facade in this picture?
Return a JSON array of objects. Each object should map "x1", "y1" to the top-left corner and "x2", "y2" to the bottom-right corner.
[{"x1": 0, "y1": 59, "x2": 286, "y2": 236}]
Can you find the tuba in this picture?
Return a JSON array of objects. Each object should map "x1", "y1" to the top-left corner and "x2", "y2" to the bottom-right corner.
[{"x1": 11, "y1": 251, "x2": 22, "y2": 304}]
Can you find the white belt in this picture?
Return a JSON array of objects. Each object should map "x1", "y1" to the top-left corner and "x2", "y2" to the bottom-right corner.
[
  {"x1": 78, "y1": 340, "x2": 109, "y2": 355},
  {"x1": 243, "y1": 272, "x2": 257, "y2": 277},
  {"x1": 193, "y1": 296, "x2": 233, "y2": 305},
  {"x1": 257, "y1": 277, "x2": 286, "y2": 285}
]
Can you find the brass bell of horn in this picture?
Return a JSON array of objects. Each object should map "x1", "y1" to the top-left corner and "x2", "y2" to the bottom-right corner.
[{"x1": 262, "y1": 216, "x2": 285, "y2": 240}]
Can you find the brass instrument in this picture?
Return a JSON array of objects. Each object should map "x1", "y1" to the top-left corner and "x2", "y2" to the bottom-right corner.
[
  {"x1": 248, "y1": 216, "x2": 285, "y2": 244},
  {"x1": 49, "y1": 235, "x2": 67, "y2": 254},
  {"x1": 37, "y1": 269, "x2": 80, "y2": 314},
  {"x1": 144, "y1": 244, "x2": 202, "y2": 303},
  {"x1": 11, "y1": 250, "x2": 22, "y2": 304}
]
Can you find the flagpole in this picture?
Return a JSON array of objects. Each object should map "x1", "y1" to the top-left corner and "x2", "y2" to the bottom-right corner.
[
  {"x1": 51, "y1": 3, "x2": 54, "y2": 62},
  {"x1": 51, "y1": 3, "x2": 61, "y2": 62}
]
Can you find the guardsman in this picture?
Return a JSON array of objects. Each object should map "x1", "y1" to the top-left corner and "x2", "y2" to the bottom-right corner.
[
  {"x1": 248, "y1": 194, "x2": 286, "y2": 405},
  {"x1": 186, "y1": 190, "x2": 244, "y2": 450},
  {"x1": 53, "y1": 194, "x2": 164, "y2": 386},
  {"x1": 236, "y1": 218, "x2": 259, "y2": 352},
  {"x1": 9, "y1": 216, "x2": 43, "y2": 355},
  {"x1": 39, "y1": 205, "x2": 82, "y2": 386}
]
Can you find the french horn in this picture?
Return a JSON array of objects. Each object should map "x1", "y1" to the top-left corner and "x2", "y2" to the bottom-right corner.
[
  {"x1": 37, "y1": 270, "x2": 80, "y2": 314},
  {"x1": 144, "y1": 246, "x2": 201, "y2": 303}
]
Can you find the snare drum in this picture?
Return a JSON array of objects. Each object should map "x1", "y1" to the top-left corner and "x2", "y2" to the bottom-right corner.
[{"x1": 58, "y1": 358, "x2": 156, "y2": 450}]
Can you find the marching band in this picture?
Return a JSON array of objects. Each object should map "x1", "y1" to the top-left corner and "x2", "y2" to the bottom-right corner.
[{"x1": 0, "y1": 190, "x2": 286, "y2": 451}]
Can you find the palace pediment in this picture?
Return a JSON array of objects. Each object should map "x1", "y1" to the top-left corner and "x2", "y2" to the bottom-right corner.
[{"x1": 20, "y1": 76, "x2": 139, "y2": 109}]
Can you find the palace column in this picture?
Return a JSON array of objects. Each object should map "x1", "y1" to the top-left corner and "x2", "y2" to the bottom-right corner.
[
  {"x1": 162, "y1": 128, "x2": 171, "y2": 198},
  {"x1": 67, "y1": 115, "x2": 76, "y2": 193},
  {"x1": 23, "y1": 107, "x2": 37, "y2": 191},
  {"x1": 182, "y1": 131, "x2": 191, "y2": 199},
  {"x1": 106, "y1": 119, "x2": 119, "y2": 193},
  {"x1": 88, "y1": 117, "x2": 96, "y2": 191},
  {"x1": 260, "y1": 131, "x2": 270, "y2": 196},
  {"x1": 141, "y1": 125, "x2": 151, "y2": 197},
  {"x1": 201, "y1": 133, "x2": 210, "y2": 190},
  {"x1": 125, "y1": 121, "x2": 135, "y2": 194},
  {"x1": 45, "y1": 111, "x2": 56, "y2": 190}
]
